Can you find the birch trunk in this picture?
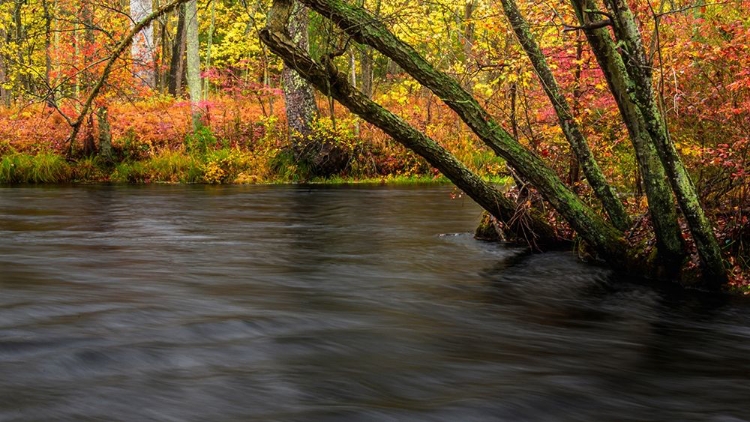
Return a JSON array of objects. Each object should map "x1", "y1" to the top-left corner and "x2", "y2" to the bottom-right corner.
[
  {"x1": 131, "y1": 0, "x2": 156, "y2": 88},
  {"x1": 185, "y1": 0, "x2": 202, "y2": 129}
]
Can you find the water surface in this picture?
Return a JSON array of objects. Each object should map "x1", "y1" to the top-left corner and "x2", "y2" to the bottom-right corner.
[{"x1": 1, "y1": 185, "x2": 749, "y2": 421}]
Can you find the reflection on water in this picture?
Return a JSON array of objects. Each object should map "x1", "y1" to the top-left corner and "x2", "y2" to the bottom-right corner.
[{"x1": 0, "y1": 185, "x2": 749, "y2": 421}]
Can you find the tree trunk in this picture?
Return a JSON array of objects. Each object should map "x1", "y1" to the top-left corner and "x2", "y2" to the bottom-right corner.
[
  {"x1": 280, "y1": 1, "x2": 318, "y2": 151},
  {"x1": 203, "y1": 0, "x2": 215, "y2": 100},
  {"x1": 12, "y1": 0, "x2": 28, "y2": 96},
  {"x1": 156, "y1": 12, "x2": 168, "y2": 91},
  {"x1": 168, "y1": 4, "x2": 186, "y2": 96},
  {"x1": 357, "y1": 0, "x2": 380, "y2": 98},
  {"x1": 360, "y1": 47, "x2": 374, "y2": 98},
  {"x1": 289, "y1": 0, "x2": 627, "y2": 264},
  {"x1": 42, "y1": 0, "x2": 54, "y2": 106},
  {"x1": 81, "y1": 0, "x2": 96, "y2": 156},
  {"x1": 97, "y1": 107, "x2": 113, "y2": 162},
  {"x1": 81, "y1": 0, "x2": 95, "y2": 90},
  {"x1": 499, "y1": 0, "x2": 631, "y2": 231},
  {"x1": 131, "y1": 0, "x2": 156, "y2": 88},
  {"x1": 568, "y1": 36, "x2": 584, "y2": 186},
  {"x1": 571, "y1": 0, "x2": 685, "y2": 266},
  {"x1": 0, "y1": 24, "x2": 9, "y2": 105},
  {"x1": 601, "y1": 0, "x2": 726, "y2": 286},
  {"x1": 260, "y1": 9, "x2": 561, "y2": 246},
  {"x1": 185, "y1": 0, "x2": 201, "y2": 129},
  {"x1": 461, "y1": 0, "x2": 476, "y2": 92}
]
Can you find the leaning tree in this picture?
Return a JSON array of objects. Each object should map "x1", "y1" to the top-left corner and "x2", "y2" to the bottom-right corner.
[{"x1": 260, "y1": 0, "x2": 727, "y2": 288}]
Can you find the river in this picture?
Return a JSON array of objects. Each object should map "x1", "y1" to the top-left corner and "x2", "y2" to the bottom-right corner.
[{"x1": 0, "y1": 185, "x2": 748, "y2": 421}]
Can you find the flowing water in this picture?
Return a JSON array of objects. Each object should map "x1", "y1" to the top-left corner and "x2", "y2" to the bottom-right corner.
[{"x1": 0, "y1": 185, "x2": 749, "y2": 422}]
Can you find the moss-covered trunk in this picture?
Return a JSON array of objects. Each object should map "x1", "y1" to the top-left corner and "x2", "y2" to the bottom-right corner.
[
  {"x1": 570, "y1": 0, "x2": 685, "y2": 267},
  {"x1": 600, "y1": 0, "x2": 726, "y2": 286},
  {"x1": 500, "y1": 0, "x2": 630, "y2": 232}
]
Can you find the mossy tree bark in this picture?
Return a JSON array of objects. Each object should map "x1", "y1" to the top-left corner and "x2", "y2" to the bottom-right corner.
[
  {"x1": 261, "y1": 1, "x2": 561, "y2": 247},
  {"x1": 499, "y1": 0, "x2": 630, "y2": 232},
  {"x1": 580, "y1": 0, "x2": 726, "y2": 286},
  {"x1": 97, "y1": 107, "x2": 113, "y2": 162},
  {"x1": 570, "y1": 0, "x2": 684, "y2": 266}
]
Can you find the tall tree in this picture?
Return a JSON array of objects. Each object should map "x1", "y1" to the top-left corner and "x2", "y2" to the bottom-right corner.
[
  {"x1": 185, "y1": 0, "x2": 201, "y2": 128},
  {"x1": 0, "y1": 0, "x2": 9, "y2": 105},
  {"x1": 569, "y1": 0, "x2": 684, "y2": 265},
  {"x1": 280, "y1": 0, "x2": 318, "y2": 156},
  {"x1": 572, "y1": 0, "x2": 725, "y2": 284},
  {"x1": 42, "y1": 0, "x2": 54, "y2": 105},
  {"x1": 167, "y1": 4, "x2": 187, "y2": 96},
  {"x1": 602, "y1": 0, "x2": 725, "y2": 285},
  {"x1": 499, "y1": 0, "x2": 630, "y2": 231}
]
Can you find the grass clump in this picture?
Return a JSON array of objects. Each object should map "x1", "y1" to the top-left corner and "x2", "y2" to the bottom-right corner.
[{"x1": 0, "y1": 152, "x2": 71, "y2": 183}]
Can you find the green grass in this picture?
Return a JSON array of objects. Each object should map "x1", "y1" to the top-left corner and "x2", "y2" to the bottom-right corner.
[
  {"x1": 0, "y1": 147, "x2": 514, "y2": 187},
  {"x1": 146, "y1": 150, "x2": 203, "y2": 183},
  {"x1": 0, "y1": 152, "x2": 71, "y2": 184}
]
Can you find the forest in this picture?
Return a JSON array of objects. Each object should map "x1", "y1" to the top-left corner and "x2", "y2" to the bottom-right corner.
[{"x1": 0, "y1": 0, "x2": 748, "y2": 288}]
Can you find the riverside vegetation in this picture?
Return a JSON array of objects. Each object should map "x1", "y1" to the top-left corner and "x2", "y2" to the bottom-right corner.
[{"x1": 0, "y1": 96, "x2": 507, "y2": 185}]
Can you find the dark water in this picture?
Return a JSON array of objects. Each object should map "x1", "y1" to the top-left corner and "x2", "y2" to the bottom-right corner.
[{"x1": 1, "y1": 185, "x2": 749, "y2": 422}]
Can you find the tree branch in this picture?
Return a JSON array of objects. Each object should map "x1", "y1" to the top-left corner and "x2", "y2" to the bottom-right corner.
[
  {"x1": 66, "y1": 0, "x2": 190, "y2": 157},
  {"x1": 562, "y1": 19, "x2": 612, "y2": 32}
]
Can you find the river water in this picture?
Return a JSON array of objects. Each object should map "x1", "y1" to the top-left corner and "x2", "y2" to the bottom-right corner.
[{"x1": 0, "y1": 185, "x2": 749, "y2": 421}]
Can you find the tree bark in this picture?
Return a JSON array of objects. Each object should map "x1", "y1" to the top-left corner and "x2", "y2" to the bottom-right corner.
[
  {"x1": 203, "y1": 0, "x2": 215, "y2": 100},
  {"x1": 280, "y1": 1, "x2": 318, "y2": 149},
  {"x1": 356, "y1": 0, "x2": 379, "y2": 98},
  {"x1": 571, "y1": 0, "x2": 685, "y2": 266},
  {"x1": 500, "y1": 0, "x2": 631, "y2": 231},
  {"x1": 97, "y1": 107, "x2": 113, "y2": 161},
  {"x1": 568, "y1": 36, "x2": 583, "y2": 186},
  {"x1": 0, "y1": 21, "x2": 10, "y2": 105},
  {"x1": 131, "y1": 0, "x2": 156, "y2": 88},
  {"x1": 42, "y1": 0, "x2": 54, "y2": 106},
  {"x1": 81, "y1": 0, "x2": 96, "y2": 155},
  {"x1": 288, "y1": 0, "x2": 627, "y2": 264},
  {"x1": 12, "y1": 0, "x2": 28, "y2": 96},
  {"x1": 260, "y1": 8, "x2": 561, "y2": 246},
  {"x1": 602, "y1": 0, "x2": 725, "y2": 286},
  {"x1": 185, "y1": 0, "x2": 201, "y2": 129},
  {"x1": 461, "y1": 0, "x2": 477, "y2": 92},
  {"x1": 168, "y1": 4, "x2": 186, "y2": 96}
]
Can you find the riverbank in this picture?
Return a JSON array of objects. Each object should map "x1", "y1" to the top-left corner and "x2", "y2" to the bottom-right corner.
[{"x1": 0, "y1": 148, "x2": 511, "y2": 186}]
